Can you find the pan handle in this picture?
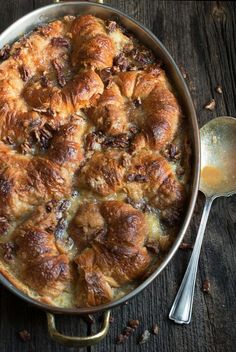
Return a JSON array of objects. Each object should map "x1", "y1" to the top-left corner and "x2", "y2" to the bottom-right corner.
[
  {"x1": 46, "y1": 310, "x2": 110, "y2": 347},
  {"x1": 53, "y1": 0, "x2": 104, "y2": 3}
]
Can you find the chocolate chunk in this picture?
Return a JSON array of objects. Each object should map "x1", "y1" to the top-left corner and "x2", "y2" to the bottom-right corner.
[
  {"x1": 128, "y1": 319, "x2": 140, "y2": 329},
  {"x1": 202, "y1": 279, "x2": 211, "y2": 294},
  {"x1": 19, "y1": 65, "x2": 31, "y2": 82},
  {"x1": 0, "y1": 44, "x2": 10, "y2": 60},
  {"x1": 51, "y1": 37, "x2": 70, "y2": 47},
  {"x1": 19, "y1": 330, "x2": 31, "y2": 342},
  {"x1": 138, "y1": 330, "x2": 151, "y2": 344},
  {"x1": 152, "y1": 324, "x2": 159, "y2": 335}
]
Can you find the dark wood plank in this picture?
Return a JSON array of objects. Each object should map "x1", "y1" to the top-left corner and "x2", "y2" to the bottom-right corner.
[{"x1": 0, "y1": 1, "x2": 235, "y2": 352}]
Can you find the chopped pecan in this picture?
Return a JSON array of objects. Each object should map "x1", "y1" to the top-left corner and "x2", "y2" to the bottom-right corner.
[
  {"x1": 99, "y1": 68, "x2": 112, "y2": 86},
  {"x1": 128, "y1": 319, "x2": 140, "y2": 329},
  {"x1": 52, "y1": 58, "x2": 66, "y2": 87},
  {"x1": 12, "y1": 47, "x2": 21, "y2": 59},
  {"x1": 126, "y1": 174, "x2": 148, "y2": 183},
  {"x1": 202, "y1": 279, "x2": 211, "y2": 294},
  {"x1": 123, "y1": 326, "x2": 134, "y2": 336},
  {"x1": 85, "y1": 131, "x2": 105, "y2": 151},
  {"x1": 20, "y1": 141, "x2": 32, "y2": 155},
  {"x1": 0, "y1": 242, "x2": 17, "y2": 261},
  {"x1": 113, "y1": 53, "x2": 129, "y2": 72},
  {"x1": 179, "y1": 242, "x2": 193, "y2": 250},
  {"x1": 152, "y1": 324, "x2": 159, "y2": 335},
  {"x1": 102, "y1": 134, "x2": 130, "y2": 149},
  {"x1": 163, "y1": 143, "x2": 181, "y2": 161},
  {"x1": 0, "y1": 44, "x2": 10, "y2": 60},
  {"x1": 2, "y1": 136, "x2": 14, "y2": 145},
  {"x1": 51, "y1": 37, "x2": 70, "y2": 47},
  {"x1": 19, "y1": 330, "x2": 31, "y2": 342},
  {"x1": 36, "y1": 125, "x2": 53, "y2": 150},
  {"x1": 19, "y1": 65, "x2": 31, "y2": 82},
  {"x1": 116, "y1": 334, "x2": 127, "y2": 344},
  {"x1": 32, "y1": 107, "x2": 55, "y2": 118},
  {"x1": 105, "y1": 20, "x2": 117, "y2": 33},
  {"x1": 204, "y1": 99, "x2": 216, "y2": 111},
  {"x1": 130, "y1": 46, "x2": 155, "y2": 68},
  {"x1": 0, "y1": 217, "x2": 9, "y2": 235},
  {"x1": 216, "y1": 85, "x2": 223, "y2": 94},
  {"x1": 146, "y1": 240, "x2": 159, "y2": 254},
  {"x1": 38, "y1": 25, "x2": 52, "y2": 37},
  {"x1": 40, "y1": 74, "x2": 51, "y2": 88}
]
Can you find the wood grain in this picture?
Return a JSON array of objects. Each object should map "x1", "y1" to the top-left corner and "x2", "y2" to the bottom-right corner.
[{"x1": 0, "y1": 1, "x2": 235, "y2": 351}]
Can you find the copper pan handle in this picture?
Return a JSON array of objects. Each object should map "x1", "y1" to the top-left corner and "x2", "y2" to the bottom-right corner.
[
  {"x1": 46, "y1": 310, "x2": 110, "y2": 347},
  {"x1": 53, "y1": 0, "x2": 104, "y2": 3}
]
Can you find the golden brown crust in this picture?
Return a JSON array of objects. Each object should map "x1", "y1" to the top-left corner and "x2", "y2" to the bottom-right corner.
[
  {"x1": 71, "y1": 15, "x2": 115, "y2": 69},
  {"x1": 73, "y1": 201, "x2": 151, "y2": 306},
  {"x1": 0, "y1": 14, "x2": 190, "y2": 308}
]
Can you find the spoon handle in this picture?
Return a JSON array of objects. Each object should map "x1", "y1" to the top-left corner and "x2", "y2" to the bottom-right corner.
[{"x1": 169, "y1": 196, "x2": 214, "y2": 324}]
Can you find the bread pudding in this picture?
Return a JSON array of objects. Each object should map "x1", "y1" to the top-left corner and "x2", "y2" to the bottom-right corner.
[{"x1": 0, "y1": 15, "x2": 191, "y2": 307}]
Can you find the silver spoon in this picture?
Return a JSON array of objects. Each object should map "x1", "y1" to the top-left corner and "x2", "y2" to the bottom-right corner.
[{"x1": 169, "y1": 116, "x2": 236, "y2": 324}]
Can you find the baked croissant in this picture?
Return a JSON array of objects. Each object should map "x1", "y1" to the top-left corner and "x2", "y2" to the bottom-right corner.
[
  {"x1": 78, "y1": 149, "x2": 185, "y2": 222},
  {"x1": 70, "y1": 201, "x2": 151, "y2": 306},
  {"x1": 13, "y1": 203, "x2": 70, "y2": 298},
  {"x1": 88, "y1": 67, "x2": 180, "y2": 149}
]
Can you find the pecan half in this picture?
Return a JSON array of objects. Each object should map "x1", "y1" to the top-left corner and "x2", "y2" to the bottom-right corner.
[
  {"x1": 52, "y1": 58, "x2": 66, "y2": 87},
  {"x1": 0, "y1": 44, "x2": 10, "y2": 60},
  {"x1": 51, "y1": 37, "x2": 70, "y2": 48},
  {"x1": 19, "y1": 65, "x2": 31, "y2": 82},
  {"x1": 102, "y1": 134, "x2": 130, "y2": 149},
  {"x1": 126, "y1": 173, "x2": 148, "y2": 183}
]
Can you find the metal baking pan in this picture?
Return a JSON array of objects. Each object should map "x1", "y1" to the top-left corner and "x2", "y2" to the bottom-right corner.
[{"x1": 0, "y1": 0, "x2": 200, "y2": 347}]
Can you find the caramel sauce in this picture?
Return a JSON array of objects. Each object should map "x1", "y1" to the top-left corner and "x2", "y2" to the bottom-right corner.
[{"x1": 201, "y1": 166, "x2": 223, "y2": 187}]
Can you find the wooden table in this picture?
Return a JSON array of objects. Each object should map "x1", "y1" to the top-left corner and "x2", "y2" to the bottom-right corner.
[{"x1": 0, "y1": 1, "x2": 235, "y2": 351}]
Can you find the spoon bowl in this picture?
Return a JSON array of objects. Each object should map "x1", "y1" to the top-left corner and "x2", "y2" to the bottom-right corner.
[
  {"x1": 200, "y1": 116, "x2": 236, "y2": 197},
  {"x1": 169, "y1": 116, "x2": 236, "y2": 324}
]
